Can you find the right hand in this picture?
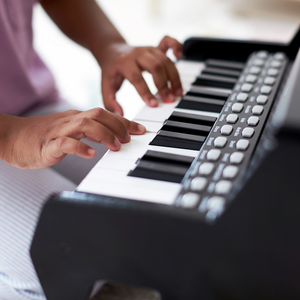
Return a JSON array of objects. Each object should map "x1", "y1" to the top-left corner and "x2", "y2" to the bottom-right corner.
[
  {"x1": 100, "y1": 36, "x2": 183, "y2": 116},
  {"x1": 1, "y1": 107, "x2": 146, "y2": 169}
]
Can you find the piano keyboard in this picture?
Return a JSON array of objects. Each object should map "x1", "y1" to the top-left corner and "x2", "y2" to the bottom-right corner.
[{"x1": 77, "y1": 50, "x2": 287, "y2": 221}]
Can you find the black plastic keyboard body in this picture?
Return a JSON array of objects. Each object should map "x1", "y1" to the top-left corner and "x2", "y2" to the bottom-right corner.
[{"x1": 31, "y1": 28, "x2": 300, "y2": 300}]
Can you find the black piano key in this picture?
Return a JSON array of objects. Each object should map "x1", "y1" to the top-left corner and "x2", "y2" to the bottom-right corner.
[
  {"x1": 192, "y1": 74, "x2": 236, "y2": 89},
  {"x1": 188, "y1": 88, "x2": 230, "y2": 100},
  {"x1": 202, "y1": 67, "x2": 240, "y2": 78},
  {"x1": 150, "y1": 135, "x2": 203, "y2": 151},
  {"x1": 143, "y1": 150, "x2": 195, "y2": 165},
  {"x1": 128, "y1": 150, "x2": 194, "y2": 183},
  {"x1": 168, "y1": 111, "x2": 216, "y2": 126},
  {"x1": 182, "y1": 95, "x2": 225, "y2": 106},
  {"x1": 176, "y1": 94, "x2": 225, "y2": 113},
  {"x1": 129, "y1": 167, "x2": 184, "y2": 183},
  {"x1": 205, "y1": 59, "x2": 244, "y2": 70},
  {"x1": 135, "y1": 161, "x2": 188, "y2": 176},
  {"x1": 162, "y1": 120, "x2": 211, "y2": 135},
  {"x1": 176, "y1": 99, "x2": 223, "y2": 113},
  {"x1": 158, "y1": 130, "x2": 206, "y2": 143}
]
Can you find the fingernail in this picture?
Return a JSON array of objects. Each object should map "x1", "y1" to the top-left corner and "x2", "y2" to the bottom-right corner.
[
  {"x1": 87, "y1": 148, "x2": 96, "y2": 156},
  {"x1": 168, "y1": 94, "x2": 176, "y2": 102},
  {"x1": 138, "y1": 124, "x2": 146, "y2": 132},
  {"x1": 114, "y1": 139, "x2": 121, "y2": 148},
  {"x1": 150, "y1": 98, "x2": 158, "y2": 106},
  {"x1": 176, "y1": 88, "x2": 183, "y2": 96}
]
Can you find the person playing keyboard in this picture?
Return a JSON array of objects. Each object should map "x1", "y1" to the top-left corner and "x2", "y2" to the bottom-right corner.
[{"x1": 0, "y1": 0, "x2": 182, "y2": 299}]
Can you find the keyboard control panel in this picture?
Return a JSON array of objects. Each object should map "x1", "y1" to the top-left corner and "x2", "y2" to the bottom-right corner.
[{"x1": 176, "y1": 51, "x2": 287, "y2": 221}]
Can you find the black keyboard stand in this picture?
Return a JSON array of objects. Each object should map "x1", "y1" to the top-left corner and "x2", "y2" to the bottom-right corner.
[{"x1": 31, "y1": 28, "x2": 300, "y2": 300}]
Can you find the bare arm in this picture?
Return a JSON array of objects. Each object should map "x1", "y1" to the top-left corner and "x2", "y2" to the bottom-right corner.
[
  {"x1": 40, "y1": 0, "x2": 125, "y2": 61},
  {"x1": 40, "y1": 0, "x2": 183, "y2": 115}
]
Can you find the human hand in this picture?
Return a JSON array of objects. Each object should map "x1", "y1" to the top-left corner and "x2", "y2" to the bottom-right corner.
[
  {"x1": 100, "y1": 36, "x2": 183, "y2": 116},
  {"x1": 0, "y1": 108, "x2": 146, "y2": 169}
]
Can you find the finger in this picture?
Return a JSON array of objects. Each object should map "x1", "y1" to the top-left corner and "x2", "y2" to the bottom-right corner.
[
  {"x1": 158, "y1": 36, "x2": 183, "y2": 59},
  {"x1": 46, "y1": 137, "x2": 97, "y2": 160},
  {"x1": 75, "y1": 107, "x2": 130, "y2": 143},
  {"x1": 151, "y1": 48, "x2": 183, "y2": 97},
  {"x1": 101, "y1": 76, "x2": 124, "y2": 116},
  {"x1": 59, "y1": 116, "x2": 123, "y2": 151},
  {"x1": 137, "y1": 52, "x2": 175, "y2": 103},
  {"x1": 138, "y1": 53, "x2": 176, "y2": 102},
  {"x1": 58, "y1": 116, "x2": 123, "y2": 150},
  {"x1": 114, "y1": 115, "x2": 146, "y2": 135},
  {"x1": 68, "y1": 108, "x2": 130, "y2": 144},
  {"x1": 122, "y1": 62, "x2": 159, "y2": 107}
]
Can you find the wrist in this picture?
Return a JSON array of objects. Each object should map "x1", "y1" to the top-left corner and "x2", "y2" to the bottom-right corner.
[
  {"x1": 91, "y1": 38, "x2": 127, "y2": 68},
  {"x1": 0, "y1": 114, "x2": 18, "y2": 162}
]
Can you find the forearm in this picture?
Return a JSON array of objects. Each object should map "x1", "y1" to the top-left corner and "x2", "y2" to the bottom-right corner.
[
  {"x1": 40, "y1": 0, "x2": 126, "y2": 66},
  {"x1": 0, "y1": 114, "x2": 19, "y2": 162}
]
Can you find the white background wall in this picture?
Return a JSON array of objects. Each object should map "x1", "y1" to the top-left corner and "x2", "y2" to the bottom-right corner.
[{"x1": 32, "y1": 0, "x2": 300, "y2": 120}]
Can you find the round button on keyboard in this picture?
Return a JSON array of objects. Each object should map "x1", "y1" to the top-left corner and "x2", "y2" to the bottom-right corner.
[
  {"x1": 264, "y1": 77, "x2": 276, "y2": 86},
  {"x1": 247, "y1": 116, "x2": 259, "y2": 126},
  {"x1": 256, "y1": 51, "x2": 269, "y2": 59},
  {"x1": 206, "y1": 196, "x2": 225, "y2": 213},
  {"x1": 221, "y1": 125, "x2": 233, "y2": 136},
  {"x1": 242, "y1": 127, "x2": 255, "y2": 138},
  {"x1": 214, "y1": 137, "x2": 227, "y2": 148},
  {"x1": 181, "y1": 193, "x2": 200, "y2": 208},
  {"x1": 226, "y1": 114, "x2": 239, "y2": 124},
  {"x1": 249, "y1": 66, "x2": 261, "y2": 75},
  {"x1": 190, "y1": 177, "x2": 208, "y2": 192},
  {"x1": 256, "y1": 95, "x2": 268, "y2": 105},
  {"x1": 273, "y1": 52, "x2": 285, "y2": 61},
  {"x1": 199, "y1": 162, "x2": 215, "y2": 175},
  {"x1": 236, "y1": 139, "x2": 250, "y2": 151},
  {"x1": 207, "y1": 149, "x2": 221, "y2": 161},
  {"x1": 236, "y1": 93, "x2": 248, "y2": 102},
  {"x1": 245, "y1": 74, "x2": 257, "y2": 83},
  {"x1": 232, "y1": 103, "x2": 244, "y2": 113},
  {"x1": 267, "y1": 68, "x2": 279, "y2": 77},
  {"x1": 260, "y1": 85, "x2": 272, "y2": 95},
  {"x1": 230, "y1": 152, "x2": 244, "y2": 164},
  {"x1": 270, "y1": 61, "x2": 283, "y2": 68},
  {"x1": 241, "y1": 83, "x2": 253, "y2": 93},
  {"x1": 223, "y1": 165, "x2": 239, "y2": 179},
  {"x1": 215, "y1": 180, "x2": 233, "y2": 195},
  {"x1": 252, "y1": 105, "x2": 264, "y2": 115},
  {"x1": 253, "y1": 59, "x2": 265, "y2": 66}
]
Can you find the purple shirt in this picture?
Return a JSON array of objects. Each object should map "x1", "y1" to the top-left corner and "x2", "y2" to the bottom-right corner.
[{"x1": 0, "y1": 0, "x2": 59, "y2": 116}]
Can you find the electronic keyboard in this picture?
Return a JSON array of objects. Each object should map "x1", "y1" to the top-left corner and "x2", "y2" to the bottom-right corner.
[{"x1": 31, "y1": 27, "x2": 300, "y2": 300}]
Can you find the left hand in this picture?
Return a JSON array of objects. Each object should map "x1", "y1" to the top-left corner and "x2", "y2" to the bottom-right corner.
[{"x1": 100, "y1": 36, "x2": 183, "y2": 116}]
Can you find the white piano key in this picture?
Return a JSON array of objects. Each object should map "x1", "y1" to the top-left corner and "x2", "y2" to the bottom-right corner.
[
  {"x1": 189, "y1": 85, "x2": 232, "y2": 95},
  {"x1": 176, "y1": 60, "x2": 205, "y2": 77},
  {"x1": 182, "y1": 81, "x2": 196, "y2": 93},
  {"x1": 174, "y1": 108, "x2": 219, "y2": 119},
  {"x1": 77, "y1": 168, "x2": 181, "y2": 205},
  {"x1": 94, "y1": 156, "x2": 137, "y2": 172},
  {"x1": 97, "y1": 132, "x2": 156, "y2": 161},
  {"x1": 133, "y1": 119, "x2": 163, "y2": 133},
  {"x1": 147, "y1": 145, "x2": 199, "y2": 158},
  {"x1": 135, "y1": 100, "x2": 179, "y2": 122},
  {"x1": 181, "y1": 76, "x2": 199, "y2": 84}
]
